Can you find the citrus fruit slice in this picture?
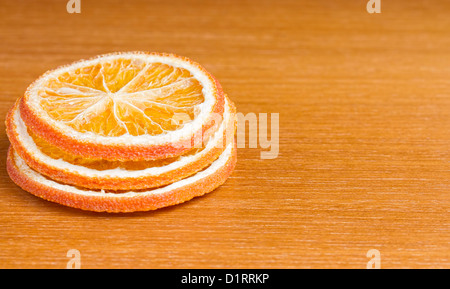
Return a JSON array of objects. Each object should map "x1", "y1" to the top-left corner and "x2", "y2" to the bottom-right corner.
[
  {"x1": 20, "y1": 52, "x2": 225, "y2": 161},
  {"x1": 7, "y1": 96, "x2": 236, "y2": 190},
  {"x1": 7, "y1": 142, "x2": 236, "y2": 213}
]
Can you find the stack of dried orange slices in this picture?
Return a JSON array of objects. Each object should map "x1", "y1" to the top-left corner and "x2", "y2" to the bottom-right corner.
[{"x1": 5, "y1": 52, "x2": 237, "y2": 213}]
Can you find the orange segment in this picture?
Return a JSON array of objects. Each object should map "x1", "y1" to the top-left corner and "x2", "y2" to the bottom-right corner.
[{"x1": 38, "y1": 61, "x2": 204, "y2": 137}]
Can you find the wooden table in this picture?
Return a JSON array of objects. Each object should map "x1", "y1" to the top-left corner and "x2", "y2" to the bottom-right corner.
[{"x1": 0, "y1": 0, "x2": 449, "y2": 269}]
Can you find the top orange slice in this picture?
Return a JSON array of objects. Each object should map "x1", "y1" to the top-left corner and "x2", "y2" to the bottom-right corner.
[{"x1": 20, "y1": 52, "x2": 225, "y2": 161}]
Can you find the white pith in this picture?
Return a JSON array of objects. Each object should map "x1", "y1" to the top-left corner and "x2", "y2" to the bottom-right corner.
[
  {"x1": 13, "y1": 98, "x2": 232, "y2": 178},
  {"x1": 13, "y1": 143, "x2": 233, "y2": 198},
  {"x1": 25, "y1": 53, "x2": 217, "y2": 145}
]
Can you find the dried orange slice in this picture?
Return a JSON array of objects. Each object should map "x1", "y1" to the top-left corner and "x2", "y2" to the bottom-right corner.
[
  {"x1": 7, "y1": 97, "x2": 236, "y2": 190},
  {"x1": 7, "y1": 142, "x2": 236, "y2": 213},
  {"x1": 20, "y1": 52, "x2": 225, "y2": 161}
]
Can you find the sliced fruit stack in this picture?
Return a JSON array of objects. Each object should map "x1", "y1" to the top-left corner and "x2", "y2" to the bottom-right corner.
[{"x1": 6, "y1": 52, "x2": 237, "y2": 213}]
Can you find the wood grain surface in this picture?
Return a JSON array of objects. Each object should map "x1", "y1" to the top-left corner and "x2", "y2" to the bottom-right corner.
[{"x1": 0, "y1": 0, "x2": 449, "y2": 269}]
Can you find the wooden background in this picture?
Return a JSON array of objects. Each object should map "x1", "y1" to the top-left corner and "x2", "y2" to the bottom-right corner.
[{"x1": 0, "y1": 0, "x2": 449, "y2": 269}]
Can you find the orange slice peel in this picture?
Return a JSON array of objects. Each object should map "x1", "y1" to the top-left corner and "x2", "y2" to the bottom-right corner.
[{"x1": 7, "y1": 142, "x2": 236, "y2": 213}]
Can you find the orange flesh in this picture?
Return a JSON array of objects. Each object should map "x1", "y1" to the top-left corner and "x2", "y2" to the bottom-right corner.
[{"x1": 38, "y1": 59, "x2": 204, "y2": 137}]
